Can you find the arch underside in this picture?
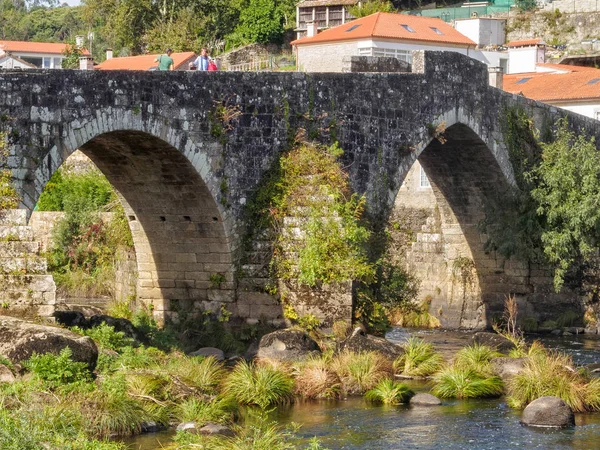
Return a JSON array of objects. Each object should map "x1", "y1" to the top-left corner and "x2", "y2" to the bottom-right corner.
[
  {"x1": 74, "y1": 130, "x2": 234, "y2": 322},
  {"x1": 395, "y1": 123, "x2": 542, "y2": 328}
]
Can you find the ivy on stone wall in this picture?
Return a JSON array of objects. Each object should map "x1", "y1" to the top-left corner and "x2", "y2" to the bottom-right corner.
[{"x1": 0, "y1": 131, "x2": 20, "y2": 211}]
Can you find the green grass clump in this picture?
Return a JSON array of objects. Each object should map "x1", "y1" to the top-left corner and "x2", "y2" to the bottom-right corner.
[
  {"x1": 224, "y1": 360, "x2": 294, "y2": 409},
  {"x1": 163, "y1": 355, "x2": 226, "y2": 395},
  {"x1": 506, "y1": 350, "x2": 593, "y2": 412},
  {"x1": 75, "y1": 323, "x2": 134, "y2": 352},
  {"x1": 331, "y1": 350, "x2": 392, "y2": 395},
  {"x1": 432, "y1": 366, "x2": 504, "y2": 399},
  {"x1": 453, "y1": 344, "x2": 502, "y2": 375},
  {"x1": 365, "y1": 378, "x2": 414, "y2": 405},
  {"x1": 176, "y1": 396, "x2": 236, "y2": 425},
  {"x1": 393, "y1": 337, "x2": 444, "y2": 377},
  {"x1": 23, "y1": 347, "x2": 92, "y2": 388}
]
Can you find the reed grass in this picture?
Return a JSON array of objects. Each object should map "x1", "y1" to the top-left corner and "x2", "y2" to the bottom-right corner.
[
  {"x1": 364, "y1": 378, "x2": 414, "y2": 405},
  {"x1": 393, "y1": 337, "x2": 445, "y2": 377},
  {"x1": 331, "y1": 350, "x2": 392, "y2": 395},
  {"x1": 432, "y1": 366, "x2": 504, "y2": 399}
]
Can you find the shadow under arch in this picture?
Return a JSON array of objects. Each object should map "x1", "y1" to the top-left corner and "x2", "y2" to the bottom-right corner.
[
  {"x1": 393, "y1": 122, "x2": 523, "y2": 329},
  {"x1": 42, "y1": 130, "x2": 234, "y2": 324}
]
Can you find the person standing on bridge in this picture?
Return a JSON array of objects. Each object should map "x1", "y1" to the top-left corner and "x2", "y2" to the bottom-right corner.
[
  {"x1": 155, "y1": 48, "x2": 174, "y2": 71},
  {"x1": 193, "y1": 48, "x2": 210, "y2": 71}
]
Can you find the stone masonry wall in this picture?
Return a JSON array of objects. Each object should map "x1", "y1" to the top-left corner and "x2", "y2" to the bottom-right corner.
[
  {"x1": 3, "y1": 51, "x2": 600, "y2": 327},
  {"x1": 0, "y1": 210, "x2": 56, "y2": 317}
]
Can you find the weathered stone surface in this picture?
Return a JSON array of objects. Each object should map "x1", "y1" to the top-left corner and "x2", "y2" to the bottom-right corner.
[
  {"x1": 521, "y1": 396, "x2": 575, "y2": 428},
  {"x1": 53, "y1": 310, "x2": 89, "y2": 328},
  {"x1": 339, "y1": 328, "x2": 404, "y2": 360},
  {"x1": 0, "y1": 315, "x2": 98, "y2": 370},
  {"x1": 409, "y1": 393, "x2": 441, "y2": 406},
  {"x1": 472, "y1": 332, "x2": 515, "y2": 353},
  {"x1": 140, "y1": 421, "x2": 163, "y2": 433},
  {"x1": 0, "y1": 364, "x2": 16, "y2": 383},
  {"x1": 189, "y1": 347, "x2": 225, "y2": 361},
  {"x1": 257, "y1": 329, "x2": 320, "y2": 361},
  {"x1": 88, "y1": 315, "x2": 140, "y2": 341},
  {"x1": 176, "y1": 422, "x2": 198, "y2": 433},
  {"x1": 491, "y1": 357, "x2": 526, "y2": 381},
  {"x1": 198, "y1": 423, "x2": 235, "y2": 437},
  {"x1": 4, "y1": 51, "x2": 599, "y2": 328}
]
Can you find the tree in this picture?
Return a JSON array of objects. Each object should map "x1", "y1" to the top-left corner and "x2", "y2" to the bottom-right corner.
[
  {"x1": 530, "y1": 120, "x2": 600, "y2": 291},
  {"x1": 235, "y1": 0, "x2": 284, "y2": 44},
  {"x1": 348, "y1": 0, "x2": 395, "y2": 18}
]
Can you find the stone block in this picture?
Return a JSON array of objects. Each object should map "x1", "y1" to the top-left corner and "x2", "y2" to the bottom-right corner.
[
  {"x1": 0, "y1": 226, "x2": 34, "y2": 241},
  {"x1": 0, "y1": 210, "x2": 27, "y2": 226}
]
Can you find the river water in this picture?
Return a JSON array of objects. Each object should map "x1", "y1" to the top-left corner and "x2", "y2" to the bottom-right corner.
[{"x1": 123, "y1": 329, "x2": 600, "y2": 450}]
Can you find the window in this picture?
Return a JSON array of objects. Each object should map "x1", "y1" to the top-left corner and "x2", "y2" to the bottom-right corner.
[
  {"x1": 43, "y1": 57, "x2": 51, "y2": 69},
  {"x1": 595, "y1": 110, "x2": 600, "y2": 121},
  {"x1": 430, "y1": 27, "x2": 444, "y2": 35},
  {"x1": 420, "y1": 166, "x2": 431, "y2": 188},
  {"x1": 358, "y1": 47, "x2": 412, "y2": 64},
  {"x1": 53, "y1": 58, "x2": 62, "y2": 69},
  {"x1": 21, "y1": 56, "x2": 42, "y2": 67},
  {"x1": 515, "y1": 77, "x2": 531, "y2": 85},
  {"x1": 587, "y1": 78, "x2": 600, "y2": 85},
  {"x1": 346, "y1": 24, "x2": 361, "y2": 32},
  {"x1": 401, "y1": 24, "x2": 416, "y2": 33}
]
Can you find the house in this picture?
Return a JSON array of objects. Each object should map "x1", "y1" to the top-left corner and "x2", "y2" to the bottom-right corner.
[
  {"x1": 291, "y1": 12, "x2": 476, "y2": 72},
  {"x1": 295, "y1": 0, "x2": 358, "y2": 40},
  {"x1": 505, "y1": 39, "x2": 546, "y2": 74},
  {"x1": 0, "y1": 51, "x2": 36, "y2": 69},
  {"x1": 503, "y1": 64, "x2": 600, "y2": 120},
  {"x1": 0, "y1": 40, "x2": 90, "y2": 69},
  {"x1": 95, "y1": 51, "x2": 197, "y2": 71}
]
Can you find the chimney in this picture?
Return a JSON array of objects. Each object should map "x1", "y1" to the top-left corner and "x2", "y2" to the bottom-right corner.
[
  {"x1": 488, "y1": 66, "x2": 503, "y2": 89},
  {"x1": 79, "y1": 56, "x2": 93, "y2": 70},
  {"x1": 75, "y1": 35, "x2": 85, "y2": 48},
  {"x1": 306, "y1": 21, "x2": 319, "y2": 37},
  {"x1": 105, "y1": 48, "x2": 113, "y2": 60}
]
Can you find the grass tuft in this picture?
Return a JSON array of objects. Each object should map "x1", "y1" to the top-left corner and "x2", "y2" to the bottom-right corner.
[
  {"x1": 331, "y1": 350, "x2": 392, "y2": 395},
  {"x1": 393, "y1": 337, "x2": 444, "y2": 377},
  {"x1": 293, "y1": 356, "x2": 341, "y2": 399},
  {"x1": 432, "y1": 366, "x2": 504, "y2": 399},
  {"x1": 453, "y1": 344, "x2": 502, "y2": 375},
  {"x1": 364, "y1": 378, "x2": 414, "y2": 405}
]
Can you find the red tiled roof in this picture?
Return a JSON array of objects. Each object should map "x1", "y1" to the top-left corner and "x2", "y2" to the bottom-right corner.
[
  {"x1": 95, "y1": 52, "x2": 196, "y2": 71},
  {"x1": 503, "y1": 70, "x2": 600, "y2": 102},
  {"x1": 507, "y1": 39, "x2": 545, "y2": 48},
  {"x1": 291, "y1": 12, "x2": 475, "y2": 47},
  {"x1": 0, "y1": 40, "x2": 90, "y2": 56}
]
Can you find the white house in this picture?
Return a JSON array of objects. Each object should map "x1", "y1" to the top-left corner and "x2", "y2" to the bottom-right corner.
[
  {"x1": 0, "y1": 51, "x2": 36, "y2": 69},
  {"x1": 454, "y1": 17, "x2": 506, "y2": 48},
  {"x1": 291, "y1": 12, "x2": 476, "y2": 72},
  {"x1": 0, "y1": 40, "x2": 90, "y2": 69}
]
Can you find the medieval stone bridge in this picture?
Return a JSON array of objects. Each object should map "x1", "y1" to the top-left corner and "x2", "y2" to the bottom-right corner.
[{"x1": 2, "y1": 51, "x2": 599, "y2": 328}]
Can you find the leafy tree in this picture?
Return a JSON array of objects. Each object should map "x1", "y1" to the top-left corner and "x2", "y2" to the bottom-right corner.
[
  {"x1": 348, "y1": 0, "x2": 395, "y2": 18},
  {"x1": 529, "y1": 120, "x2": 600, "y2": 291},
  {"x1": 235, "y1": 0, "x2": 284, "y2": 44},
  {"x1": 61, "y1": 43, "x2": 85, "y2": 69}
]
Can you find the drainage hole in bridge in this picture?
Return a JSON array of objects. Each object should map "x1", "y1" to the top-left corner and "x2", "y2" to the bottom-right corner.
[
  {"x1": 160, "y1": 216, "x2": 166, "y2": 222},
  {"x1": 184, "y1": 216, "x2": 192, "y2": 222},
  {"x1": 212, "y1": 217, "x2": 219, "y2": 222}
]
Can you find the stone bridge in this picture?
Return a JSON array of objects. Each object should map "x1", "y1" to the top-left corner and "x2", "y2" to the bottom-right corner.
[{"x1": 2, "y1": 51, "x2": 599, "y2": 328}]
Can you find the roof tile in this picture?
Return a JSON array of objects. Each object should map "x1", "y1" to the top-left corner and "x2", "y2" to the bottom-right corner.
[
  {"x1": 95, "y1": 52, "x2": 196, "y2": 71},
  {"x1": 0, "y1": 40, "x2": 90, "y2": 56},
  {"x1": 503, "y1": 69, "x2": 600, "y2": 102},
  {"x1": 291, "y1": 12, "x2": 475, "y2": 47}
]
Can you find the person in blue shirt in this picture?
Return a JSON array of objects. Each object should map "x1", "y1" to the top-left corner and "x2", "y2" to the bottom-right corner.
[{"x1": 193, "y1": 48, "x2": 210, "y2": 71}]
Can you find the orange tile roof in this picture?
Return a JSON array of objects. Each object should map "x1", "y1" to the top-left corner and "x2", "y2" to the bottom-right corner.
[
  {"x1": 537, "y1": 62, "x2": 598, "y2": 73},
  {"x1": 503, "y1": 70, "x2": 600, "y2": 102},
  {"x1": 507, "y1": 39, "x2": 545, "y2": 48},
  {"x1": 95, "y1": 52, "x2": 196, "y2": 71},
  {"x1": 291, "y1": 12, "x2": 475, "y2": 47},
  {"x1": 0, "y1": 40, "x2": 90, "y2": 56}
]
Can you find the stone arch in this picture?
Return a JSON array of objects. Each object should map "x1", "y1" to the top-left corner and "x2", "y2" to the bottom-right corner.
[
  {"x1": 389, "y1": 119, "x2": 523, "y2": 329},
  {"x1": 25, "y1": 112, "x2": 234, "y2": 324}
]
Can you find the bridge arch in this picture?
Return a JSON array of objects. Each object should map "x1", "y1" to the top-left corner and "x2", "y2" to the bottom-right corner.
[
  {"x1": 26, "y1": 112, "x2": 234, "y2": 324},
  {"x1": 389, "y1": 120, "x2": 525, "y2": 328}
]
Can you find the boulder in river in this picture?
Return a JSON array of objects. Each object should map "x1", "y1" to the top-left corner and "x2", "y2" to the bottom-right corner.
[
  {"x1": 491, "y1": 357, "x2": 526, "y2": 381},
  {"x1": 472, "y1": 332, "x2": 515, "y2": 353},
  {"x1": 257, "y1": 329, "x2": 321, "y2": 361},
  {"x1": 409, "y1": 393, "x2": 441, "y2": 406},
  {"x1": 521, "y1": 396, "x2": 575, "y2": 427},
  {"x1": 0, "y1": 315, "x2": 98, "y2": 371},
  {"x1": 339, "y1": 327, "x2": 404, "y2": 359}
]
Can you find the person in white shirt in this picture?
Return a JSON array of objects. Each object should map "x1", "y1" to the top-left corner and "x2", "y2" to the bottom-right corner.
[{"x1": 193, "y1": 48, "x2": 209, "y2": 71}]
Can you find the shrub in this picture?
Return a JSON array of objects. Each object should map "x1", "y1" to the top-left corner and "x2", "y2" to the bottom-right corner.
[
  {"x1": 364, "y1": 378, "x2": 413, "y2": 405},
  {"x1": 77, "y1": 323, "x2": 134, "y2": 352},
  {"x1": 331, "y1": 350, "x2": 391, "y2": 395},
  {"x1": 24, "y1": 347, "x2": 92, "y2": 387},
  {"x1": 293, "y1": 357, "x2": 341, "y2": 399},
  {"x1": 163, "y1": 355, "x2": 226, "y2": 395},
  {"x1": 453, "y1": 344, "x2": 502, "y2": 376},
  {"x1": 224, "y1": 360, "x2": 294, "y2": 409},
  {"x1": 393, "y1": 337, "x2": 444, "y2": 377},
  {"x1": 432, "y1": 366, "x2": 504, "y2": 399},
  {"x1": 506, "y1": 350, "x2": 590, "y2": 412},
  {"x1": 176, "y1": 397, "x2": 236, "y2": 425}
]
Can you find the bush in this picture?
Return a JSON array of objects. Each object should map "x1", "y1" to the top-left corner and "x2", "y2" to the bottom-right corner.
[
  {"x1": 365, "y1": 378, "x2": 413, "y2": 405},
  {"x1": 176, "y1": 397, "x2": 236, "y2": 425},
  {"x1": 163, "y1": 355, "x2": 226, "y2": 395},
  {"x1": 24, "y1": 347, "x2": 92, "y2": 388},
  {"x1": 77, "y1": 323, "x2": 134, "y2": 352},
  {"x1": 453, "y1": 344, "x2": 502, "y2": 376},
  {"x1": 506, "y1": 350, "x2": 592, "y2": 412},
  {"x1": 331, "y1": 350, "x2": 391, "y2": 395},
  {"x1": 293, "y1": 357, "x2": 341, "y2": 399},
  {"x1": 432, "y1": 366, "x2": 504, "y2": 399},
  {"x1": 393, "y1": 337, "x2": 444, "y2": 377},
  {"x1": 224, "y1": 360, "x2": 294, "y2": 409}
]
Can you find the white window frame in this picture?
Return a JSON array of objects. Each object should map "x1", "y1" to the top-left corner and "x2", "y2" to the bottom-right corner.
[
  {"x1": 419, "y1": 166, "x2": 431, "y2": 188},
  {"x1": 357, "y1": 47, "x2": 412, "y2": 64}
]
